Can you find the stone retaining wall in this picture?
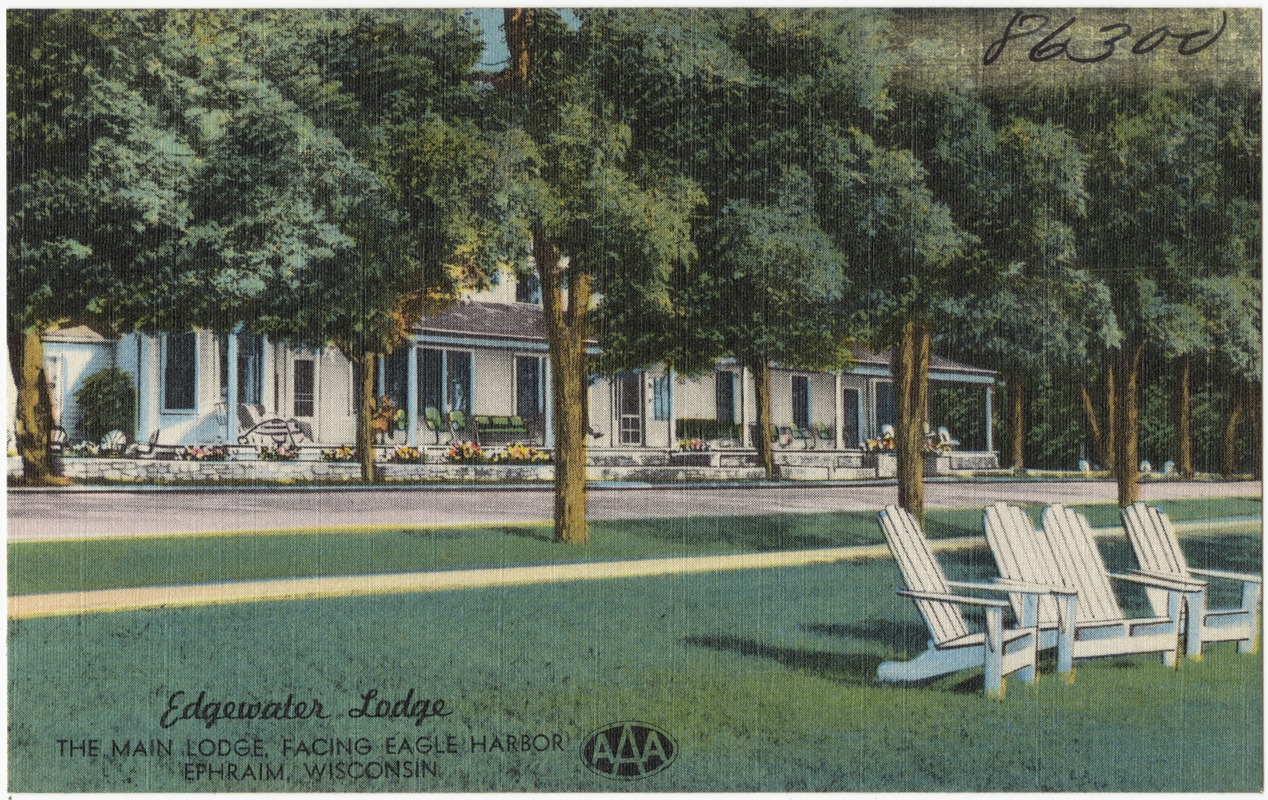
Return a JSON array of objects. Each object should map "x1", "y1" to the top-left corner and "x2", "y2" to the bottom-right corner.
[{"x1": 48, "y1": 448, "x2": 997, "y2": 484}]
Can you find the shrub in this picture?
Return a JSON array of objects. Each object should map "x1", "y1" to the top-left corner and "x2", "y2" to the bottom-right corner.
[{"x1": 75, "y1": 368, "x2": 135, "y2": 443}]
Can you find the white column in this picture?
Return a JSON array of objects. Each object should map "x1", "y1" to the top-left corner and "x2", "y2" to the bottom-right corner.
[
  {"x1": 377, "y1": 354, "x2": 386, "y2": 400},
  {"x1": 834, "y1": 372, "x2": 844, "y2": 450},
  {"x1": 740, "y1": 366, "x2": 750, "y2": 448},
  {"x1": 138, "y1": 335, "x2": 156, "y2": 439},
  {"x1": 226, "y1": 332, "x2": 239, "y2": 443},
  {"x1": 260, "y1": 334, "x2": 271, "y2": 412},
  {"x1": 985, "y1": 385, "x2": 994, "y2": 453},
  {"x1": 406, "y1": 341, "x2": 419, "y2": 446}
]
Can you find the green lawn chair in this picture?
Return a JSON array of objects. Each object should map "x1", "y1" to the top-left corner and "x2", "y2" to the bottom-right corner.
[{"x1": 424, "y1": 407, "x2": 445, "y2": 443}]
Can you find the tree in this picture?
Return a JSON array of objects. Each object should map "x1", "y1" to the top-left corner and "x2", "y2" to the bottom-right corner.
[
  {"x1": 499, "y1": 9, "x2": 703, "y2": 544},
  {"x1": 8, "y1": 10, "x2": 369, "y2": 481},
  {"x1": 226, "y1": 9, "x2": 491, "y2": 481},
  {"x1": 8, "y1": 10, "x2": 492, "y2": 483},
  {"x1": 587, "y1": 9, "x2": 895, "y2": 478},
  {"x1": 1076, "y1": 84, "x2": 1259, "y2": 503}
]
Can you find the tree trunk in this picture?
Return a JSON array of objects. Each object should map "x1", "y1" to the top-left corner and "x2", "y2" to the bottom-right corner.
[
  {"x1": 1007, "y1": 371, "x2": 1025, "y2": 473},
  {"x1": 751, "y1": 359, "x2": 775, "y2": 479},
  {"x1": 506, "y1": 7, "x2": 590, "y2": 545},
  {"x1": 1105, "y1": 363, "x2": 1118, "y2": 476},
  {"x1": 1223, "y1": 382, "x2": 1246, "y2": 478},
  {"x1": 1078, "y1": 381, "x2": 1107, "y2": 469},
  {"x1": 894, "y1": 321, "x2": 930, "y2": 522},
  {"x1": 538, "y1": 236, "x2": 591, "y2": 546},
  {"x1": 1176, "y1": 356, "x2": 1193, "y2": 477},
  {"x1": 1110, "y1": 346, "x2": 1142, "y2": 507},
  {"x1": 356, "y1": 353, "x2": 379, "y2": 482},
  {"x1": 1251, "y1": 386, "x2": 1262, "y2": 479},
  {"x1": 14, "y1": 329, "x2": 57, "y2": 484}
]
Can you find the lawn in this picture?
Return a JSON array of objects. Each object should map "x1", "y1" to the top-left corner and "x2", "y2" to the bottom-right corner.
[
  {"x1": 9, "y1": 497, "x2": 1261, "y2": 596},
  {"x1": 7, "y1": 510, "x2": 1263, "y2": 792}
]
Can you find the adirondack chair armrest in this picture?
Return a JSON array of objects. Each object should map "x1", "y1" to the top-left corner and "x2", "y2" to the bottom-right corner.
[
  {"x1": 1115, "y1": 570, "x2": 1206, "y2": 592},
  {"x1": 897, "y1": 590, "x2": 1010, "y2": 610},
  {"x1": 986, "y1": 577, "x2": 1078, "y2": 596},
  {"x1": 1187, "y1": 567, "x2": 1262, "y2": 585}
]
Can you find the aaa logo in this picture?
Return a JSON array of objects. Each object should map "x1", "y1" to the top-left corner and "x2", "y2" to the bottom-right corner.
[{"x1": 580, "y1": 721, "x2": 677, "y2": 780}]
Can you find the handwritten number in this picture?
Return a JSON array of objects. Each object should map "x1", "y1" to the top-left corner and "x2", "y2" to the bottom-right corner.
[
  {"x1": 1131, "y1": 26, "x2": 1170, "y2": 55},
  {"x1": 983, "y1": 11, "x2": 1049, "y2": 66},
  {"x1": 1030, "y1": 18, "x2": 1076, "y2": 61},
  {"x1": 984, "y1": 11, "x2": 1229, "y2": 65},
  {"x1": 1067, "y1": 23, "x2": 1131, "y2": 63},
  {"x1": 1175, "y1": 10, "x2": 1227, "y2": 56}
]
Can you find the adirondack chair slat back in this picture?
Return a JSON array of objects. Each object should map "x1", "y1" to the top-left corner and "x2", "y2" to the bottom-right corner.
[
  {"x1": 1040, "y1": 504, "x2": 1122, "y2": 623},
  {"x1": 878, "y1": 506, "x2": 971, "y2": 644},
  {"x1": 1121, "y1": 502, "x2": 1190, "y2": 577},
  {"x1": 983, "y1": 503, "x2": 1061, "y2": 626}
]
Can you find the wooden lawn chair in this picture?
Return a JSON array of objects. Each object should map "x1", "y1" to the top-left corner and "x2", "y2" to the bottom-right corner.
[
  {"x1": 877, "y1": 505, "x2": 1040, "y2": 700},
  {"x1": 1040, "y1": 504, "x2": 1201, "y2": 666},
  {"x1": 1121, "y1": 502, "x2": 1261, "y2": 656}
]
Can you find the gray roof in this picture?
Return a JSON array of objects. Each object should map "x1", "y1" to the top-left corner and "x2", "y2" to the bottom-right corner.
[
  {"x1": 850, "y1": 344, "x2": 996, "y2": 380},
  {"x1": 412, "y1": 302, "x2": 994, "y2": 381},
  {"x1": 412, "y1": 300, "x2": 552, "y2": 344}
]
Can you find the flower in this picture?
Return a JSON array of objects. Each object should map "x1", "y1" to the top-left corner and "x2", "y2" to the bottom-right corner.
[
  {"x1": 385, "y1": 446, "x2": 426, "y2": 464},
  {"x1": 677, "y1": 438, "x2": 709, "y2": 452},
  {"x1": 258, "y1": 444, "x2": 300, "y2": 461},
  {"x1": 180, "y1": 444, "x2": 230, "y2": 462},
  {"x1": 320, "y1": 446, "x2": 357, "y2": 462},
  {"x1": 490, "y1": 442, "x2": 552, "y2": 464},
  {"x1": 445, "y1": 441, "x2": 486, "y2": 464}
]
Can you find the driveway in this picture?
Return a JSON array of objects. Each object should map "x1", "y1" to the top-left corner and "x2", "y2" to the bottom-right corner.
[{"x1": 7, "y1": 479, "x2": 1260, "y2": 541}]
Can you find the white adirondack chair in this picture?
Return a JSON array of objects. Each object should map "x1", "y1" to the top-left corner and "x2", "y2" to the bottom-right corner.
[
  {"x1": 1040, "y1": 504, "x2": 1203, "y2": 666},
  {"x1": 876, "y1": 506, "x2": 1040, "y2": 700},
  {"x1": 982, "y1": 503, "x2": 1078, "y2": 677},
  {"x1": 1121, "y1": 502, "x2": 1261, "y2": 656}
]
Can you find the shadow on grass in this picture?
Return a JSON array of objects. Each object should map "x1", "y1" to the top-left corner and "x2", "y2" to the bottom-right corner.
[
  {"x1": 683, "y1": 634, "x2": 884, "y2": 686},
  {"x1": 495, "y1": 525, "x2": 556, "y2": 544},
  {"x1": 802, "y1": 620, "x2": 930, "y2": 653}
]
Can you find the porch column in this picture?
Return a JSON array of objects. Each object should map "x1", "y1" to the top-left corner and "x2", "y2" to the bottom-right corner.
[
  {"x1": 406, "y1": 341, "x2": 419, "y2": 446},
  {"x1": 260, "y1": 334, "x2": 271, "y2": 412},
  {"x1": 985, "y1": 385, "x2": 994, "y2": 453},
  {"x1": 226, "y1": 331, "x2": 239, "y2": 444},
  {"x1": 740, "y1": 365, "x2": 750, "y2": 448},
  {"x1": 377, "y1": 354, "x2": 386, "y2": 400},
  {"x1": 440, "y1": 350, "x2": 448, "y2": 412},
  {"x1": 834, "y1": 372, "x2": 844, "y2": 450},
  {"x1": 667, "y1": 367, "x2": 676, "y2": 448},
  {"x1": 543, "y1": 358, "x2": 554, "y2": 448},
  {"x1": 138, "y1": 334, "x2": 156, "y2": 440}
]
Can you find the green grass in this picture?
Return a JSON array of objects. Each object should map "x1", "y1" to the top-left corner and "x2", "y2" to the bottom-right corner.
[
  {"x1": 9, "y1": 542, "x2": 1261, "y2": 792},
  {"x1": 10, "y1": 498, "x2": 1259, "y2": 596}
]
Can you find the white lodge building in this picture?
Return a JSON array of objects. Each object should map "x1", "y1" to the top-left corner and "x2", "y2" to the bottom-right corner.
[{"x1": 39, "y1": 271, "x2": 1000, "y2": 474}]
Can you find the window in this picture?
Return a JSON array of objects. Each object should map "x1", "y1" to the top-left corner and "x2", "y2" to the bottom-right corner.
[
  {"x1": 219, "y1": 334, "x2": 263, "y2": 406},
  {"x1": 792, "y1": 375, "x2": 810, "y2": 429},
  {"x1": 163, "y1": 332, "x2": 197, "y2": 412},
  {"x1": 715, "y1": 371, "x2": 736, "y2": 424},
  {"x1": 420, "y1": 348, "x2": 473, "y2": 413},
  {"x1": 875, "y1": 381, "x2": 895, "y2": 433},
  {"x1": 516, "y1": 356, "x2": 543, "y2": 419},
  {"x1": 652, "y1": 375, "x2": 670, "y2": 421},
  {"x1": 293, "y1": 359, "x2": 314, "y2": 418},
  {"x1": 516, "y1": 273, "x2": 542, "y2": 304},
  {"x1": 842, "y1": 388, "x2": 861, "y2": 447},
  {"x1": 385, "y1": 348, "x2": 410, "y2": 410}
]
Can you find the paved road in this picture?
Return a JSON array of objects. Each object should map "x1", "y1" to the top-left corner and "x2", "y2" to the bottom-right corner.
[{"x1": 7, "y1": 479, "x2": 1260, "y2": 541}]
